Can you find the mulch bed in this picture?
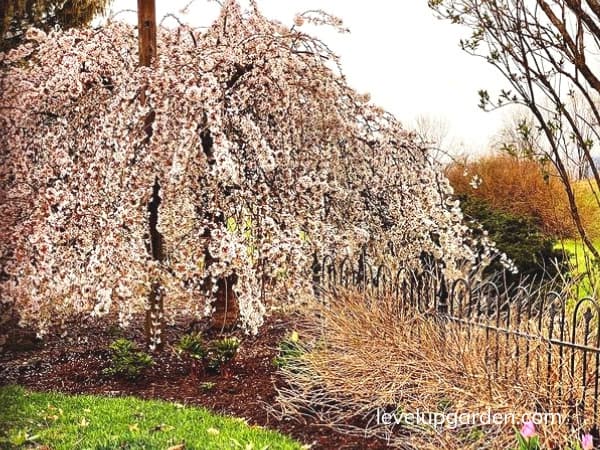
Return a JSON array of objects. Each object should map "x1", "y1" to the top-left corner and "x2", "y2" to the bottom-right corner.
[{"x1": 0, "y1": 313, "x2": 390, "y2": 449}]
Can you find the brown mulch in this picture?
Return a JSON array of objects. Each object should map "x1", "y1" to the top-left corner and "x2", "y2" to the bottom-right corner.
[{"x1": 0, "y1": 313, "x2": 390, "y2": 449}]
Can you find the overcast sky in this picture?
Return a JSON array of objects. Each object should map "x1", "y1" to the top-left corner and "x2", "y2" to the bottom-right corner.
[{"x1": 102, "y1": 0, "x2": 511, "y2": 154}]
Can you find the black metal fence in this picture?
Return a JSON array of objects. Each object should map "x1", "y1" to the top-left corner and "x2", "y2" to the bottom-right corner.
[{"x1": 309, "y1": 252, "x2": 600, "y2": 429}]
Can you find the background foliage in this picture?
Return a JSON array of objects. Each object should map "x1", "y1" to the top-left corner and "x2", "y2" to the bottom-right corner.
[{"x1": 457, "y1": 195, "x2": 565, "y2": 278}]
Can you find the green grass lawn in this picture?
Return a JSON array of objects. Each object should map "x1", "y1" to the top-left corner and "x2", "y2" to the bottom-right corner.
[
  {"x1": 552, "y1": 181, "x2": 600, "y2": 299},
  {"x1": 555, "y1": 239, "x2": 600, "y2": 299},
  {"x1": 0, "y1": 386, "x2": 303, "y2": 450},
  {"x1": 573, "y1": 180, "x2": 600, "y2": 241}
]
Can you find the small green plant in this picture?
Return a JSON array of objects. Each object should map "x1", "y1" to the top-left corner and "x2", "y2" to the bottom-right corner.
[
  {"x1": 200, "y1": 381, "x2": 216, "y2": 391},
  {"x1": 177, "y1": 332, "x2": 207, "y2": 360},
  {"x1": 215, "y1": 337, "x2": 240, "y2": 360},
  {"x1": 177, "y1": 332, "x2": 208, "y2": 380},
  {"x1": 273, "y1": 331, "x2": 304, "y2": 369},
  {"x1": 207, "y1": 337, "x2": 240, "y2": 375},
  {"x1": 103, "y1": 338, "x2": 153, "y2": 380},
  {"x1": 463, "y1": 427, "x2": 485, "y2": 443}
]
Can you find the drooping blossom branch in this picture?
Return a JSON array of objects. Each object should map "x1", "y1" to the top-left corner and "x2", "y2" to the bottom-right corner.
[{"x1": 0, "y1": 0, "x2": 491, "y2": 342}]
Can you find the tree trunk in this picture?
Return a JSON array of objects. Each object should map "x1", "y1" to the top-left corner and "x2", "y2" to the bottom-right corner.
[
  {"x1": 210, "y1": 274, "x2": 240, "y2": 332},
  {"x1": 145, "y1": 178, "x2": 165, "y2": 350},
  {"x1": 137, "y1": 0, "x2": 163, "y2": 350}
]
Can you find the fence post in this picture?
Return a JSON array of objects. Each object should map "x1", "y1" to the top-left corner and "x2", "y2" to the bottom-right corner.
[
  {"x1": 436, "y1": 263, "x2": 449, "y2": 316},
  {"x1": 357, "y1": 246, "x2": 366, "y2": 291},
  {"x1": 311, "y1": 252, "x2": 322, "y2": 299}
]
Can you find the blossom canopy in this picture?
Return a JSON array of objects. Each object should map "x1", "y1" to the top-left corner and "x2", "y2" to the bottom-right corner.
[{"x1": 0, "y1": 0, "x2": 486, "y2": 339}]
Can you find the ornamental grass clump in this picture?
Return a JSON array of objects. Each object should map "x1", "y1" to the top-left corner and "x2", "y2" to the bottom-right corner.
[{"x1": 275, "y1": 289, "x2": 596, "y2": 449}]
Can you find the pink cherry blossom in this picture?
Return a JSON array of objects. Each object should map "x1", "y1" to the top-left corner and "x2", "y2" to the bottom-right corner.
[{"x1": 0, "y1": 1, "x2": 498, "y2": 343}]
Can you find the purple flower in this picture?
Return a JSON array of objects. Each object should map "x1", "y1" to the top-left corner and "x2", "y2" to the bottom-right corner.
[
  {"x1": 582, "y1": 433, "x2": 594, "y2": 450},
  {"x1": 520, "y1": 421, "x2": 536, "y2": 439}
]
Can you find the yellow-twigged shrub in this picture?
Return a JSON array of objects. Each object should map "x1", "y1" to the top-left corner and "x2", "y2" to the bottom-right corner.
[{"x1": 446, "y1": 155, "x2": 597, "y2": 239}]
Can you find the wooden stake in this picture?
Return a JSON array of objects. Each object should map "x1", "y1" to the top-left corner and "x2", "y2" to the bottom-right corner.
[
  {"x1": 137, "y1": 0, "x2": 162, "y2": 350},
  {"x1": 137, "y1": 0, "x2": 156, "y2": 67}
]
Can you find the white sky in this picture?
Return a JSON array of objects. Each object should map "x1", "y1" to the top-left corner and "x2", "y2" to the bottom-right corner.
[{"x1": 102, "y1": 0, "x2": 511, "y2": 154}]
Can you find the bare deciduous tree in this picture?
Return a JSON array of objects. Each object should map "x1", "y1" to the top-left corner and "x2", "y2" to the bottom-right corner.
[
  {"x1": 411, "y1": 113, "x2": 467, "y2": 165},
  {"x1": 429, "y1": 0, "x2": 600, "y2": 258},
  {"x1": 491, "y1": 108, "x2": 539, "y2": 159}
]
